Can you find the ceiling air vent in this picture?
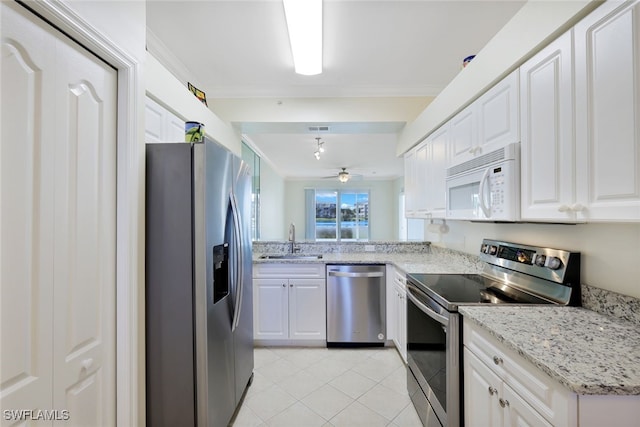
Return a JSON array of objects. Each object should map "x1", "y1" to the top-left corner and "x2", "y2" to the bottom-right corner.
[{"x1": 308, "y1": 126, "x2": 330, "y2": 132}]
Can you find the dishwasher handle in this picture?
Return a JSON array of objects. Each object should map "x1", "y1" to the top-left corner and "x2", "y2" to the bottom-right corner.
[{"x1": 328, "y1": 270, "x2": 384, "y2": 278}]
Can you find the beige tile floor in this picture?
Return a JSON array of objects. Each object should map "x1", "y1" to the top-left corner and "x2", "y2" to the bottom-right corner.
[{"x1": 231, "y1": 346, "x2": 422, "y2": 427}]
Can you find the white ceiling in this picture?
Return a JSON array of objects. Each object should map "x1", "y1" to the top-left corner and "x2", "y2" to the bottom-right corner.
[{"x1": 146, "y1": 0, "x2": 526, "y2": 180}]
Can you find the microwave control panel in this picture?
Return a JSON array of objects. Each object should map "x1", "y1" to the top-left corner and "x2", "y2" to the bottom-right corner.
[{"x1": 488, "y1": 167, "x2": 505, "y2": 213}]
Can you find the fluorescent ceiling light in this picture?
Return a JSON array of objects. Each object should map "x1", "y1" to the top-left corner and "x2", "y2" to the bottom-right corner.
[{"x1": 283, "y1": 0, "x2": 323, "y2": 75}]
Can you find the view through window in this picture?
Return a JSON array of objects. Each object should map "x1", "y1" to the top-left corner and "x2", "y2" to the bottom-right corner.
[{"x1": 315, "y1": 190, "x2": 369, "y2": 241}]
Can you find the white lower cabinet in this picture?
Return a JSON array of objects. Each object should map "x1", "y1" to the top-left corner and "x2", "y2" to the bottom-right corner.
[
  {"x1": 253, "y1": 263, "x2": 326, "y2": 343},
  {"x1": 464, "y1": 320, "x2": 640, "y2": 427},
  {"x1": 386, "y1": 266, "x2": 407, "y2": 363},
  {"x1": 464, "y1": 321, "x2": 575, "y2": 427},
  {"x1": 393, "y1": 272, "x2": 407, "y2": 363},
  {"x1": 464, "y1": 349, "x2": 552, "y2": 427}
]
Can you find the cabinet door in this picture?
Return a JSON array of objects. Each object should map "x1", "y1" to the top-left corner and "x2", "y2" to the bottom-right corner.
[
  {"x1": 397, "y1": 285, "x2": 407, "y2": 363},
  {"x1": 503, "y1": 384, "x2": 553, "y2": 427},
  {"x1": 253, "y1": 279, "x2": 288, "y2": 340},
  {"x1": 427, "y1": 123, "x2": 450, "y2": 217},
  {"x1": 166, "y1": 110, "x2": 186, "y2": 142},
  {"x1": 414, "y1": 142, "x2": 430, "y2": 216},
  {"x1": 476, "y1": 69, "x2": 520, "y2": 157},
  {"x1": 449, "y1": 104, "x2": 476, "y2": 166},
  {"x1": 520, "y1": 30, "x2": 576, "y2": 222},
  {"x1": 145, "y1": 96, "x2": 186, "y2": 143},
  {"x1": 464, "y1": 349, "x2": 504, "y2": 427},
  {"x1": 574, "y1": 0, "x2": 640, "y2": 221},
  {"x1": 404, "y1": 148, "x2": 418, "y2": 217},
  {"x1": 289, "y1": 278, "x2": 326, "y2": 340},
  {"x1": 386, "y1": 266, "x2": 397, "y2": 342},
  {"x1": 145, "y1": 97, "x2": 165, "y2": 143}
]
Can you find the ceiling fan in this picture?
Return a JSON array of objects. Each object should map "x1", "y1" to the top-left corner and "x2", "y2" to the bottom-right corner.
[{"x1": 322, "y1": 167, "x2": 363, "y2": 183}]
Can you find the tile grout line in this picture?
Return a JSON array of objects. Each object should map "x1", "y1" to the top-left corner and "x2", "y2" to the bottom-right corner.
[{"x1": 235, "y1": 347, "x2": 419, "y2": 427}]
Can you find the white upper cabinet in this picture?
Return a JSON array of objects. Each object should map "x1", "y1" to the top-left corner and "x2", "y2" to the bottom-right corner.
[
  {"x1": 477, "y1": 69, "x2": 520, "y2": 155},
  {"x1": 520, "y1": 30, "x2": 575, "y2": 221},
  {"x1": 404, "y1": 123, "x2": 450, "y2": 219},
  {"x1": 145, "y1": 96, "x2": 186, "y2": 143},
  {"x1": 404, "y1": 147, "x2": 419, "y2": 217},
  {"x1": 450, "y1": 104, "x2": 476, "y2": 166},
  {"x1": 574, "y1": 0, "x2": 640, "y2": 221},
  {"x1": 449, "y1": 69, "x2": 520, "y2": 167},
  {"x1": 521, "y1": 0, "x2": 640, "y2": 223},
  {"x1": 426, "y1": 123, "x2": 450, "y2": 218}
]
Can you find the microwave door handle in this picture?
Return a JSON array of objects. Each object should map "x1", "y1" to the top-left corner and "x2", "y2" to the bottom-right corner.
[{"x1": 478, "y1": 167, "x2": 492, "y2": 218}]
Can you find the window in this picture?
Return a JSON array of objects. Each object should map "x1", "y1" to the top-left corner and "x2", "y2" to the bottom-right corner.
[{"x1": 306, "y1": 189, "x2": 369, "y2": 241}]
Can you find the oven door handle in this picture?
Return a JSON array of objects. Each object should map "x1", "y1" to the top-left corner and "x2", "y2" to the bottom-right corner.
[{"x1": 406, "y1": 284, "x2": 449, "y2": 326}]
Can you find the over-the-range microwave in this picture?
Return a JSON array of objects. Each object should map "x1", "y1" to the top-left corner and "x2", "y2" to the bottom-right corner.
[{"x1": 445, "y1": 143, "x2": 520, "y2": 221}]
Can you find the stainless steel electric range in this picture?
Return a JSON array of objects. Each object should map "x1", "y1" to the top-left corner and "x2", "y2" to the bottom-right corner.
[{"x1": 405, "y1": 239, "x2": 580, "y2": 427}]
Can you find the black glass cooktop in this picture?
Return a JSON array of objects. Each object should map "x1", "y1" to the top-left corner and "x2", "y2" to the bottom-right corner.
[{"x1": 407, "y1": 273, "x2": 550, "y2": 311}]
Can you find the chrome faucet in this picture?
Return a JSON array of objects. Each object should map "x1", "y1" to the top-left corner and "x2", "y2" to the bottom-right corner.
[{"x1": 288, "y1": 223, "x2": 297, "y2": 253}]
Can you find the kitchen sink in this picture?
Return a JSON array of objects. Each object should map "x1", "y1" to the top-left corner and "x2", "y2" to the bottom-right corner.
[{"x1": 259, "y1": 254, "x2": 323, "y2": 260}]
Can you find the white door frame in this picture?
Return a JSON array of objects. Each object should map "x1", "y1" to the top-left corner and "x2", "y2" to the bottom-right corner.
[{"x1": 9, "y1": 1, "x2": 145, "y2": 425}]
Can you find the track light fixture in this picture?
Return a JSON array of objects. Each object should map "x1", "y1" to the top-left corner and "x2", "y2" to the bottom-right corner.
[{"x1": 313, "y1": 137, "x2": 324, "y2": 160}]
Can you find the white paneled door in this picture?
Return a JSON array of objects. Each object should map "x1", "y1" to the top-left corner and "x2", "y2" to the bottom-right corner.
[{"x1": 1, "y1": 2, "x2": 117, "y2": 426}]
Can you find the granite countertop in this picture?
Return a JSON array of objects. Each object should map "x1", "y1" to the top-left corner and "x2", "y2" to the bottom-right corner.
[
  {"x1": 459, "y1": 306, "x2": 640, "y2": 396},
  {"x1": 252, "y1": 251, "x2": 483, "y2": 275}
]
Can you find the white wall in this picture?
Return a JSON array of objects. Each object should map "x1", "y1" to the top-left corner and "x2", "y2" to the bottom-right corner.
[
  {"x1": 259, "y1": 161, "x2": 286, "y2": 240},
  {"x1": 145, "y1": 54, "x2": 242, "y2": 155},
  {"x1": 278, "y1": 179, "x2": 397, "y2": 241},
  {"x1": 397, "y1": 0, "x2": 600, "y2": 155},
  {"x1": 433, "y1": 221, "x2": 640, "y2": 299}
]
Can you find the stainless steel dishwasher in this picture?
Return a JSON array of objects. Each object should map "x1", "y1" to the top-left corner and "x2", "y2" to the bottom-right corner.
[{"x1": 326, "y1": 264, "x2": 386, "y2": 346}]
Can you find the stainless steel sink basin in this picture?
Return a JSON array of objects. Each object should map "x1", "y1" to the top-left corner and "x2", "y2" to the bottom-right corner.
[{"x1": 259, "y1": 254, "x2": 323, "y2": 260}]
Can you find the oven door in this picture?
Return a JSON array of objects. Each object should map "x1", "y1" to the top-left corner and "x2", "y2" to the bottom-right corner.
[{"x1": 406, "y1": 282, "x2": 460, "y2": 427}]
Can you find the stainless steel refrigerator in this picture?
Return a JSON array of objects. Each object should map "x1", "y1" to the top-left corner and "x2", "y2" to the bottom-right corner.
[{"x1": 145, "y1": 138, "x2": 254, "y2": 427}]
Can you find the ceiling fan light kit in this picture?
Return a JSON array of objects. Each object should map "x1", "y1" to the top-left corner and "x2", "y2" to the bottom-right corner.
[{"x1": 338, "y1": 168, "x2": 350, "y2": 183}]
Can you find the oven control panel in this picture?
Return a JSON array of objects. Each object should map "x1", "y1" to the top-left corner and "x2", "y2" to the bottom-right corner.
[{"x1": 479, "y1": 239, "x2": 580, "y2": 285}]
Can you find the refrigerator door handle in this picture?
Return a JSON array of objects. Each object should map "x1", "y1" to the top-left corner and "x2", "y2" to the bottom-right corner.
[{"x1": 230, "y1": 192, "x2": 243, "y2": 332}]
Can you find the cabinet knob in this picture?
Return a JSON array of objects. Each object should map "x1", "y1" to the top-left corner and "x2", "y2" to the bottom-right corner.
[
  {"x1": 493, "y1": 356, "x2": 503, "y2": 365},
  {"x1": 468, "y1": 147, "x2": 475, "y2": 154},
  {"x1": 558, "y1": 204, "x2": 570, "y2": 212},
  {"x1": 499, "y1": 398, "x2": 510, "y2": 408},
  {"x1": 488, "y1": 386, "x2": 497, "y2": 396},
  {"x1": 290, "y1": 284, "x2": 293, "y2": 287},
  {"x1": 282, "y1": 283, "x2": 286, "y2": 287},
  {"x1": 571, "y1": 203, "x2": 585, "y2": 212},
  {"x1": 81, "y1": 358, "x2": 94, "y2": 371}
]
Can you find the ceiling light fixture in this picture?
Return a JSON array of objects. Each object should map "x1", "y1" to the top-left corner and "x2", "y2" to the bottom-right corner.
[
  {"x1": 338, "y1": 168, "x2": 350, "y2": 183},
  {"x1": 282, "y1": 0, "x2": 323, "y2": 75},
  {"x1": 313, "y1": 137, "x2": 324, "y2": 160}
]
